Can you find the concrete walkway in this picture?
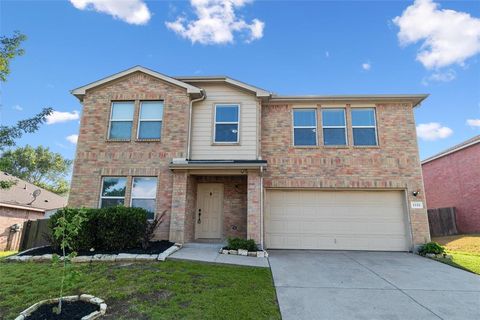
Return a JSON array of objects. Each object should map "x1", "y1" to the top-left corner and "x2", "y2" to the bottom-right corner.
[
  {"x1": 269, "y1": 250, "x2": 480, "y2": 320},
  {"x1": 168, "y1": 243, "x2": 269, "y2": 268}
]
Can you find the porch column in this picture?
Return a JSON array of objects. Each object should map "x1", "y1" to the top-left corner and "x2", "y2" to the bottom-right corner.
[
  {"x1": 247, "y1": 170, "x2": 261, "y2": 244},
  {"x1": 169, "y1": 171, "x2": 188, "y2": 243}
]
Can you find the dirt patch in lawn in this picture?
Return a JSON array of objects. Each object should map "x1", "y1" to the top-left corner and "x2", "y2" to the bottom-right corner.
[{"x1": 103, "y1": 290, "x2": 173, "y2": 320}]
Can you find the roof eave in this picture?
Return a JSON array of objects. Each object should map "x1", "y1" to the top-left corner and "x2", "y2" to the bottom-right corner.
[
  {"x1": 268, "y1": 94, "x2": 429, "y2": 107},
  {"x1": 70, "y1": 66, "x2": 202, "y2": 101}
]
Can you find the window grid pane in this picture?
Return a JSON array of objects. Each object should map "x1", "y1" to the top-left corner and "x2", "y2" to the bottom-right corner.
[
  {"x1": 131, "y1": 177, "x2": 157, "y2": 219},
  {"x1": 138, "y1": 121, "x2": 162, "y2": 139},
  {"x1": 111, "y1": 102, "x2": 134, "y2": 120},
  {"x1": 109, "y1": 121, "x2": 132, "y2": 139},
  {"x1": 351, "y1": 108, "x2": 377, "y2": 146},
  {"x1": 215, "y1": 105, "x2": 239, "y2": 143},
  {"x1": 100, "y1": 177, "x2": 126, "y2": 208},
  {"x1": 140, "y1": 101, "x2": 163, "y2": 120},
  {"x1": 321, "y1": 109, "x2": 346, "y2": 146},
  {"x1": 293, "y1": 109, "x2": 317, "y2": 146}
]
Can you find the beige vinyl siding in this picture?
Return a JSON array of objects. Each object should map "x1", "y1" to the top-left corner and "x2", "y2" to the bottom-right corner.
[{"x1": 191, "y1": 83, "x2": 259, "y2": 160}]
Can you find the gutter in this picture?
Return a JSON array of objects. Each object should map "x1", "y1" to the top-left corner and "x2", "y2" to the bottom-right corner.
[{"x1": 186, "y1": 90, "x2": 206, "y2": 160}]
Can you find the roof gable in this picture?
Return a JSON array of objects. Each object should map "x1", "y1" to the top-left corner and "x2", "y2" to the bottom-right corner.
[
  {"x1": 422, "y1": 135, "x2": 480, "y2": 164},
  {"x1": 175, "y1": 76, "x2": 271, "y2": 98},
  {"x1": 71, "y1": 66, "x2": 202, "y2": 101}
]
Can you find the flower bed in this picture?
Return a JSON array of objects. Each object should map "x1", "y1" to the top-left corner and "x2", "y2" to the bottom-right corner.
[
  {"x1": 219, "y1": 248, "x2": 268, "y2": 258},
  {"x1": 16, "y1": 294, "x2": 106, "y2": 320},
  {"x1": 7, "y1": 242, "x2": 181, "y2": 263}
]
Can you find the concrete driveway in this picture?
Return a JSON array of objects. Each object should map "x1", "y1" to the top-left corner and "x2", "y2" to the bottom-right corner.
[{"x1": 269, "y1": 250, "x2": 480, "y2": 320}]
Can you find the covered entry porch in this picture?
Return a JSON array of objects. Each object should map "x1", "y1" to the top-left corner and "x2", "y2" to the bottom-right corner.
[{"x1": 168, "y1": 160, "x2": 266, "y2": 247}]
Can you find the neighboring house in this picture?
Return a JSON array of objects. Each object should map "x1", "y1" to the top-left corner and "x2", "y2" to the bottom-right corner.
[
  {"x1": 68, "y1": 66, "x2": 430, "y2": 252},
  {"x1": 422, "y1": 135, "x2": 480, "y2": 234},
  {"x1": 0, "y1": 171, "x2": 67, "y2": 251}
]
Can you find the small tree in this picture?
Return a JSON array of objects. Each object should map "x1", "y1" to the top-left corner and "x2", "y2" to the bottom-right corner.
[{"x1": 51, "y1": 208, "x2": 86, "y2": 314}]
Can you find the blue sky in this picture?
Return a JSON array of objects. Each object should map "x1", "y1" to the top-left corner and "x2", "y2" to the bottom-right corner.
[{"x1": 1, "y1": 0, "x2": 479, "y2": 165}]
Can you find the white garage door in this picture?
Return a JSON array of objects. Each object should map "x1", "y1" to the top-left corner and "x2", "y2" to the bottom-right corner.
[{"x1": 265, "y1": 190, "x2": 410, "y2": 251}]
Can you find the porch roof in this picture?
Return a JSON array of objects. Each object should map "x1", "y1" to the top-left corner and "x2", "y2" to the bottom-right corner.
[{"x1": 169, "y1": 159, "x2": 267, "y2": 170}]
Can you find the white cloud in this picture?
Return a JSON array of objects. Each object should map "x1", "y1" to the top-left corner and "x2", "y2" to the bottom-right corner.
[
  {"x1": 66, "y1": 134, "x2": 79, "y2": 144},
  {"x1": 70, "y1": 0, "x2": 151, "y2": 25},
  {"x1": 422, "y1": 69, "x2": 456, "y2": 85},
  {"x1": 393, "y1": 0, "x2": 480, "y2": 69},
  {"x1": 12, "y1": 105, "x2": 23, "y2": 111},
  {"x1": 325, "y1": 51, "x2": 330, "y2": 58},
  {"x1": 166, "y1": 0, "x2": 265, "y2": 44},
  {"x1": 467, "y1": 119, "x2": 480, "y2": 128},
  {"x1": 416, "y1": 122, "x2": 453, "y2": 141},
  {"x1": 46, "y1": 110, "x2": 80, "y2": 125},
  {"x1": 362, "y1": 62, "x2": 371, "y2": 71}
]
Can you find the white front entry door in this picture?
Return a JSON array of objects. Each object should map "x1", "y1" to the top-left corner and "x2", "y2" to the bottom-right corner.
[{"x1": 195, "y1": 183, "x2": 223, "y2": 239}]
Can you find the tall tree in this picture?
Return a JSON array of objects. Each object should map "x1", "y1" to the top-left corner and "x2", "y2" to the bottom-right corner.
[
  {"x1": 0, "y1": 31, "x2": 27, "y2": 82},
  {"x1": 0, "y1": 145, "x2": 72, "y2": 195}
]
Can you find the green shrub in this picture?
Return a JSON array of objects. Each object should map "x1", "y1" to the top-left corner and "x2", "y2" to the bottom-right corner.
[
  {"x1": 226, "y1": 237, "x2": 258, "y2": 251},
  {"x1": 419, "y1": 241, "x2": 445, "y2": 255},
  {"x1": 50, "y1": 206, "x2": 149, "y2": 251}
]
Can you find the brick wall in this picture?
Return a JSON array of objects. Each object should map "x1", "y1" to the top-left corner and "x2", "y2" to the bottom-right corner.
[
  {"x1": 422, "y1": 143, "x2": 480, "y2": 233},
  {"x1": 0, "y1": 207, "x2": 44, "y2": 251},
  {"x1": 261, "y1": 103, "x2": 430, "y2": 247},
  {"x1": 68, "y1": 72, "x2": 190, "y2": 240}
]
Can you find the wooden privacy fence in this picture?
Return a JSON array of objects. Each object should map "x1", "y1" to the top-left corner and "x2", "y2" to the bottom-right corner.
[
  {"x1": 19, "y1": 219, "x2": 51, "y2": 252},
  {"x1": 427, "y1": 207, "x2": 458, "y2": 237}
]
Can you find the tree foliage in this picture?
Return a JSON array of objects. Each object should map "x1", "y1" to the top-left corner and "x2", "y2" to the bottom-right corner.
[
  {"x1": 0, "y1": 31, "x2": 27, "y2": 82},
  {"x1": 0, "y1": 107, "x2": 53, "y2": 151},
  {"x1": 0, "y1": 145, "x2": 72, "y2": 195}
]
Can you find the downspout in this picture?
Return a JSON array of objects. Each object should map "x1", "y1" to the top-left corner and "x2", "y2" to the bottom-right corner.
[
  {"x1": 260, "y1": 166, "x2": 264, "y2": 250},
  {"x1": 186, "y1": 90, "x2": 206, "y2": 160}
]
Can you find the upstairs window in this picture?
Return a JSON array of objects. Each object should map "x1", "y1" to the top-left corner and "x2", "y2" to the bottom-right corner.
[
  {"x1": 138, "y1": 101, "x2": 163, "y2": 140},
  {"x1": 322, "y1": 109, "x2": 347, "y2": 146},
  {"x1": 293, "y1": 109, "x2": 317, "y2": 146},
  {"x1": 352, "y1": 108, "x2": 378, "y2": 146},
  {"x1": 100, "y1": 177, "x2": 126, "y2": 208},
  {"x1": 131, "y1": 177, "x2": 157, "y2": 220},
  {"x1": 109, "y1": 102, "x2": 134, "y2": 140},
  {"x1": 214, "y1": 104, "x2": 239, "y2": 143}
]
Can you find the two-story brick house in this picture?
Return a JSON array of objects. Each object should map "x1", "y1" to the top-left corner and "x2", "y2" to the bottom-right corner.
[{"x1": 69, "y1": 66, "x2": 430, "y2": 251}]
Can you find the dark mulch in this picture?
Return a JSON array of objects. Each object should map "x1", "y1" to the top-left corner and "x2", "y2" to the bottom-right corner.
[
  {"x1": 25, "y1": 301, "x2": 99, "y2": 320},
  {"x1": 19, "y1": 240, "x2": 174, "y2": 257}
]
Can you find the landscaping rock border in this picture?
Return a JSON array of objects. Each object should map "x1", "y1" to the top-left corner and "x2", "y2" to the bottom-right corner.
[
  {"x1": 219, "y1": 248, "x2": 268, "y2": 258},
  {"x1": 424, "y1": 253, "x2": 453, "y2": 260},
  {"x1": 6, "y1": 244, "x2": 182, "y2": 263},
  {"x1": 15, "y1": 294, "x2": 107, "y2": 320}
]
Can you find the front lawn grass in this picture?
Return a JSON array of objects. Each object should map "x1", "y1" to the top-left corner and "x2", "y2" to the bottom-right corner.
[
  {"x1": 0, "y1": 260, "x2": 280, "y2": 320},
  {"x1": 431, "y1": 234, "x2": 480, "y2": 275}
]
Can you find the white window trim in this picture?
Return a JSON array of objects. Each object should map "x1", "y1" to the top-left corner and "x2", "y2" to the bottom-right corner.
[
  {"x1": 213, "y1": 104, "x2": 240, "y2": 144},
  {"x1": 292, "y1": 108, "x2": 318, "y2": 146},
  {"x1": 351, "y1": 108, "x2": 378, "y2": 146},
  {"x1": 137, "y1": 101, "x2": 164, "y2": 140},
  {"x1": 130, "y1": 177, "x2": 157, "y2": 220},
  {"x1": 107, "y1": 102, "x2": 134, "y2": 140},
  {"x1": 321, "y1": 108, "x2": 348, "y2": 146},
  {"x1": 99, "y1": 176, "x2": 126, "y2": 208}
]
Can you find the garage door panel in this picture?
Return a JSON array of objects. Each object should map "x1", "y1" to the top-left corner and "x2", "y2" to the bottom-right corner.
[{"x1": 265, "y1": 190, "x2": 410, "y2": 251}]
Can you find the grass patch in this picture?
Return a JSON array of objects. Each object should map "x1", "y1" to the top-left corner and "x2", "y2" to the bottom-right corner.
[
  {"x1": 431, "y1": 234, "x2": 480, "y2": 275},
  {"x1": 432, "y1": 234, "x2": 480, "y2": 254},
  {"x1": 0, "y1": 251, "x2": 17, "y2": 259},
  {"x1": 0, "y1": 261, "x2": 280, "y2": 320}
]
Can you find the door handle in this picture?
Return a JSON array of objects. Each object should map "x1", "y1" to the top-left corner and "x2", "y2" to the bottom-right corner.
[{"x1": 197, "y1": 209, "x2": 202, "y2": 224}]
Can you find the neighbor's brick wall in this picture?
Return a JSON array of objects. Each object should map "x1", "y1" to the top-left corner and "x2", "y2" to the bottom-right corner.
[
  {"x1": 261, "y1": 103, "x2": 431, "y2": 247},
  {"x1": 0, "y1": 207, "x2": 43, "y2": 251},
  {"x1": 68, "y1": 72, "x2": 190, "y2": 240},
  {"x1": 422, "y1": 143, "x2": 480, "y2": 233}
]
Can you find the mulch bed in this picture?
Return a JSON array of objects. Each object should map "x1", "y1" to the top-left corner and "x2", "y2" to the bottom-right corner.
[
  {"x1": 19, "y1": 240, "x2": 174, "y2": 257},
  {"x1": 25, "y1": 301, "x2": 98, "y2": 320}
]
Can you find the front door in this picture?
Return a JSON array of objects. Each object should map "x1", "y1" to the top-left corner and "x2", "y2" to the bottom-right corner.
[{"x1": 195, "y1": 183, "x2": 223, "y2": 239}]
